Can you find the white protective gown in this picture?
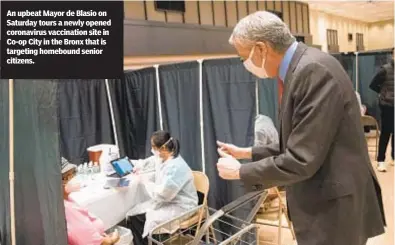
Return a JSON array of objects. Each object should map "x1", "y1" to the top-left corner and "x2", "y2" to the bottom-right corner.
[
  {"x1": 126, "y1": 155, "x2": 198, "y2": 238},
  {"x1": 254, "y1": 115, "x2": 279, "y2": 146},
  {"x1": 355, "y1": 91, "x2": 366, "y2": 115}
]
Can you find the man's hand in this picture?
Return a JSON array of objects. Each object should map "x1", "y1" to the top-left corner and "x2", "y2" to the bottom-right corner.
[
  {"x1": 217, "y1": 149, "x2": 241, "y2": 180},
  {"x1": 217, "y1": 141, "x2": 252, "y2": 159}
]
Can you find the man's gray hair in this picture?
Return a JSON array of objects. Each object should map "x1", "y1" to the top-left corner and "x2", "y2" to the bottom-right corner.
[{"x1": 229, "y1": 11, "x2": 296, "y2": 53}]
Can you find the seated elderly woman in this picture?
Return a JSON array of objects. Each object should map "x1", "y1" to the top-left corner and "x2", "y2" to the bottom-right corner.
[
  {"x1": 126, "y1": 130, "x2": 198, "y2": 245},
  {"x1": 62, "y1": 160, "x2": 120, "y2": 245}
]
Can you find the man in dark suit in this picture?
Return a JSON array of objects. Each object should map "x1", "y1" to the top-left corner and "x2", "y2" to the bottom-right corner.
[{"x1": 216, "y1": 11, "x2": 385, "y2": 245}]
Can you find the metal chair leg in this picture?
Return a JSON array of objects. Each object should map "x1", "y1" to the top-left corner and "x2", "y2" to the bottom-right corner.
[
  {"x1": 278, "y1": 205, "x2": 282, "y2": 245},
  {"x1": 259, "y1": 187, "x2": 297, "y2": 245},
  {"x1": 375, "y1": 130, "x2": 379, "y2": 161},
  {"x1": 209, "y1": 225, "x2": 216, "y2": 244}
]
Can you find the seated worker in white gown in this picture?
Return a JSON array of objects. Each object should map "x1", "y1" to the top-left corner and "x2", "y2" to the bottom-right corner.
[
  {"x1": 253, "y1": 115, "x2": 281, "y2": 198},
  {"x1": 254, "y1": 115, "x2": 278, "y2": 146},
  {"x1": 126, "y1": 130, "x2": 198, "y2": 245},
  {"x1": 355, "y1": 91, "x2": 367, "y2": 115}
]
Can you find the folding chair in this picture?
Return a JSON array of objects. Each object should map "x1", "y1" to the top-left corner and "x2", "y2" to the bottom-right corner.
[
  {"x1": 256, "y1": 187, "x2": 295, "y2": 245},
  {"x1": 361, "y1": 115, "x2": 380, "y2": 160},
  {"x1": 179, "y1": 171, "x2": 215, "y2": 240}
]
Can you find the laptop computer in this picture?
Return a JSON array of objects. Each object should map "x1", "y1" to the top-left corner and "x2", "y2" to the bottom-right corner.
[{"x1": 107, "y1": 157, "x2": 134, "y2": 178}]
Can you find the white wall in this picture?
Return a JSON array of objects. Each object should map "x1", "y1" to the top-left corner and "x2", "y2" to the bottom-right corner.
[
  {"x1": 368, "y1": 19, "x2": 394, "y2": 50},
  {"x1": 309, "y1": 9, "x2": 369, "y2": 52},
  {"x1": 310, "y1": 8, "x2": 394, "y2": 52},
  {"x1": 124, "y1": 54, "x2": 237, "y2": 70}
]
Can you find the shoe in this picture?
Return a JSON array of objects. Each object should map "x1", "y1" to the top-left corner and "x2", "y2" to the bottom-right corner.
[{"x1": 377, "y1": 162, "x2": 387, "y2": 172}]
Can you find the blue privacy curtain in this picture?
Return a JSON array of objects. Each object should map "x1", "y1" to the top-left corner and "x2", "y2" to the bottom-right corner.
[
  {"x1": 257, "y1": 78, "x2": 279, "y2": 127},
  {"x1": 159, "y1": 62, "x2": 202, "y2": 171},
  {"x1": 0, "y1": 80, "x2": 10, "y2": 245},
  {"x1": 332, "y1": 53, "x2": 357, "y2": 89},
  {"x1": 202, "y1": 58, "x2": 256, "y2": 210},
  {"x1": 109, "y1": 69, "x2": 160, "y2": 159},
  {"x1": 0, "y1": 80, "x2": 67, "y2": 245},
  {"x1": 57, "y1": 79, "x2": 115, "y2": 165}
]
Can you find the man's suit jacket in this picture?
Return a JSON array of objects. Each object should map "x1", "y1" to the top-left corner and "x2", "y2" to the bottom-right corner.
[{"x1": 239, "y1": 43, "x2": 385, "y2": 245}]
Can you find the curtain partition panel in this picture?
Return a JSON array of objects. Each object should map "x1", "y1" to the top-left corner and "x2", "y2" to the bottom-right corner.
[
  {"x1": 202, "y1": 58, "x2": 257, "y2": 239},
  {"x1": 109, "y1": 69, "x2": 160, "y2": 159},
  {"x1": 257, "y1": 78, "x2": 279, "y2": 127},
  {"x1": 332, "y1": 53, "x2": 357, "y2": 89},
  {"x1": 159, "y1": 62, "x2": 202, "y2": 171},
  {"x1": 57, "y1": 80, "x2": 115, "y2": 165},
  {"x1": 0, "y1": 80, "x2": 11, "y2": 245},
  {"x1": 202, "y1": 58, "x2": 256, "y2": 209},
  {"x1": 357, "y1": 52, "x2": 392, "y2": 123},
  {"x1": 13, "y1": 80, "x2": 66, "y2": 245}
]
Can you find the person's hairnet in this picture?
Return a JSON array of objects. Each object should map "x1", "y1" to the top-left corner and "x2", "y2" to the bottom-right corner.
[{"x1": 254, "y1": 115, "x2": 279, "y2": 146}]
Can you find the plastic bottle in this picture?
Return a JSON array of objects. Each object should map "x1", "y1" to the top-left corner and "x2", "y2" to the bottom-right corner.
[
  {"x1": 99, "y1": 148, "x2": 110, "y2": 175},
  {"x1": 82, "y1": 162, "x2": 88, "y2": 184},
  {"x1": 88, "y1": 162, "x2": 93, "y2": 180},
  {"x1": 93, "y1": 162, "x2": 100, "y2": 179},
  {"x1": 76, "y1": 165, "x2": 82, "y2": 181}
]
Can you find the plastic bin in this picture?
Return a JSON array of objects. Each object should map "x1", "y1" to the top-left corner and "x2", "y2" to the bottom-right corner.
[{"x1": 108, "y1": 226, "x2": 134, "y2": 245}]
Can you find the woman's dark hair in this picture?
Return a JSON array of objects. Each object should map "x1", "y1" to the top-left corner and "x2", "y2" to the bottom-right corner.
[{"x1": 152, "y1": 130, "x2": 180, "y2": 157}]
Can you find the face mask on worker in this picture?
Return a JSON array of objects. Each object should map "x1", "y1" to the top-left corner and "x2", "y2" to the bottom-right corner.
[
  {"x1": 151, "y1": 149, "x2": 160, "y2": 157},
  {"x1": 151, "y1": 148, "x2": 164, "y2": 164},
  {"x1": 243, "y1": 45, "x2": 268, "y2": 79},
  {"x1": 151, "y1": 137, "x2": 172, "y2": 161}
]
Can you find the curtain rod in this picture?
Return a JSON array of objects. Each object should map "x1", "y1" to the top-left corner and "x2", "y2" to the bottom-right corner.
[
  {"x1": 9, "y1": 79, "x2": 16, "y2": 245},
  {"x1": 331, "y1": 49, "x2": 393, "y2": 56}
]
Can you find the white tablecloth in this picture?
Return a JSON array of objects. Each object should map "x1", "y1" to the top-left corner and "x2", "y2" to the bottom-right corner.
[{"x1": 69, "y1": 173, "x2": 154, "y2": 230}]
